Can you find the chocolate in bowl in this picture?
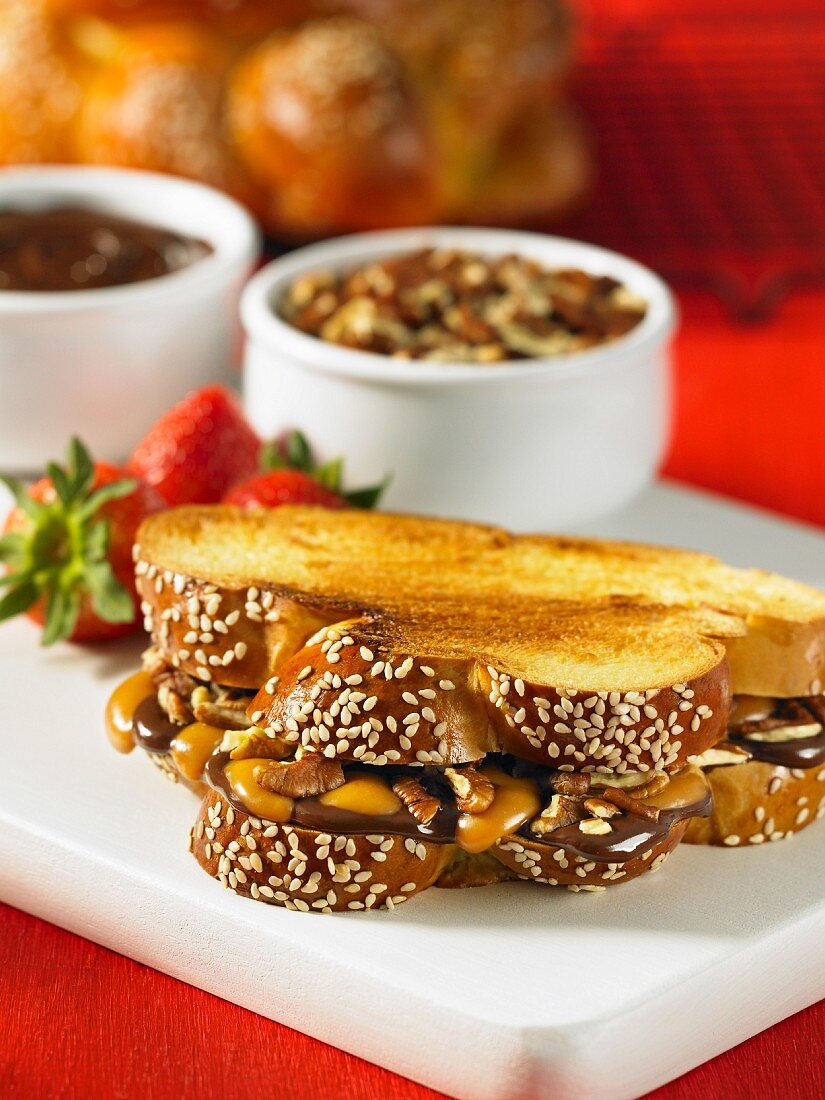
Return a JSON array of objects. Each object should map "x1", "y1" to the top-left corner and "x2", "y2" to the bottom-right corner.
[{"x1": 0, "y1": 206, "x2": 212, "y2": 293}]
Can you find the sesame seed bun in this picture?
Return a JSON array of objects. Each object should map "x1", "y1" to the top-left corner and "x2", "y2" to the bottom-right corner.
[
  {"x1": 249, "y1": 612, "x2": 729, "y2": 774},
  {"x1": 190, "y1": 787, "x2": 692, "y2": 910},
  {"x1": 684, "y1": 760, "x2": 825, "y2": 847},
  {"x1": 190, "y1": 789, "x2": 450, "y2": 913}
]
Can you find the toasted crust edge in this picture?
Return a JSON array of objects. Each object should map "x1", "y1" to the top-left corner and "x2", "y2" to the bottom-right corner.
[{"x1": 135, "y1": 506, "x2": 825, "y2": 700}]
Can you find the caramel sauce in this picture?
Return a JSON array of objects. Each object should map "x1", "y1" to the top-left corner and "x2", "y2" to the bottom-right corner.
[
  {"x1": 170, "y1": 722, "x2": 224, "y2": 784},
  {"x1": 455, "y1": 767, "x2": 541, "y2": 854},
  {"x1": 224, "y1": 759, "x2": 295, "y2": 823},
  {"x1": 642, "y1": 766, "x2": 709, "y2": 812},
  {"x1": 319, "y1": 775, "x2": 402, "y2": 816},
  {"x1": 105, "y1": 670, "x2": 154, "y2": 754}
]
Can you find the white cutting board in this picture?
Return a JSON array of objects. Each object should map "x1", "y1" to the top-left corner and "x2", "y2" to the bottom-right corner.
[{"x1": 1, "y1": 481, "x2": 824, "y2": 1100}]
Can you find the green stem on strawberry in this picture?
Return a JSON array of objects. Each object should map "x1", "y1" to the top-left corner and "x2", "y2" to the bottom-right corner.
[
  {"x1": 0, "y1": 437, "x2": 137, "y2": 645},
  {"x1": 261, "y1": 430, "x2": 390, "y2": 508}
]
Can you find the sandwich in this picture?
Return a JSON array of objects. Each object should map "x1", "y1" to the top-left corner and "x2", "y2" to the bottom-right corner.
[{"x1": 107, "y1": 506, "x2": 825, "y2": 913}]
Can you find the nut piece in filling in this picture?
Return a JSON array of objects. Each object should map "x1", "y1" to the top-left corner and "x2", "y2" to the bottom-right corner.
[{"x1": 279, "y1": 248, "x2": 648, "y2": 362}]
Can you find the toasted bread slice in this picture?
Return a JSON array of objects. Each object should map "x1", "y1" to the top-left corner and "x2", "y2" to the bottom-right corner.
[
  {"x1": 135, "y1": 505, "x2": 825, "y2": 699},
  {"x1": 247, "y1": 605, "x2": 729, "y2": 772}
]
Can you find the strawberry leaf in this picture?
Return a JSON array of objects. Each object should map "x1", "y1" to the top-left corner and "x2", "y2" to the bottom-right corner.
[
  {"x1": 77, "y1": 477, "x2": 137, "y2": 521},
  {"x1": 46, "y1": 462, "x2": 73, "y2": 508},
  {"x1": 345, "y1": 476, "x2": 391, "y2": 510},
  {"x1": 285, "y1": 431, "x2": 313, "y2": 472},
  {"x1": 0, "y1": 474, "x2": 43, "y2": 521},
  {"x1": 0, "y1": 580, "x2": 39, "y2": 622},
  {"x1": 0, "y1": 437, "x2": 137, "y2": 644},
  {"x1": 84, "y1": 521, "x2": 110, "y2": 563},
  {"x1": 41, "y1": 585, "x2": 81, "y2": 646},
  {"x1": 84, "y1": 560, "x2": 135, "y2": 623},
  {"x1": 67, "y1": 436, "x2": 95, "y2": 501},
  {"x1": 0, "y1": 531, "x2": 28, "y2": 567},
  {"x1": 260, "y1": 441, "x2": 286, "y2": 471},
  {"x1": 315, "y1": 457, "x2": 344, "y2": 492}
]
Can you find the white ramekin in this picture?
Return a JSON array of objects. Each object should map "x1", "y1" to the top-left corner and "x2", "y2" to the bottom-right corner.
[
  {"x1": 0, "y1": 166, "x2": 260, "y2": 474},
  {"x1": 241, "y1": 227, "x2": 676, "y2": 529}
]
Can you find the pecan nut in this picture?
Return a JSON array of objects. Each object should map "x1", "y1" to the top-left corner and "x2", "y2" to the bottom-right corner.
[
  {"x1": 255, "y1": 753, "x2": 345, "y2": 797},
  {"x1": 549, "y1": 773, "x2": 591, "y2": 796},
  {"x1": 193, "y1": 694, "x2": 254, "y2": 731},
  {"x1": 443, "y1": 764, "x2": 495, "y2": 814},
  {"x1": 393, "y1": 777, "x2": 442, "y2": 825},
  {"x1": 583, "y1": 797, "x2": 620, "y2": 819},
  {"x1": 229, "y1": 731, "x2": 292, "y2": 762},
  {"x1": 598, "y1": 785, "x2": 660, "y2": 821},
  {"x1": 530, "y1": 793, "x2": 582, "y2": 835}
]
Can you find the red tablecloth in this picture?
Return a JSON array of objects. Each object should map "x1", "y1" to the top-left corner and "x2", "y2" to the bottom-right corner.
[{"x1": 2, "y1": 289, "x2": 824, "y2": 1099}]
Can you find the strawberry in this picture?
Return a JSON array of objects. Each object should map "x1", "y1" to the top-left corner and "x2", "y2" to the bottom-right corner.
[
  {"x1": 223, "y1": 469, "x2": 348, "y2": 509},
  {"x1": 128, "y1": 384, "x2": 261, "y2": 506},
  {"x1": 0, "y1": 438, "x2": 165, "y2": 645},
  {"x1": 222, "y1": 430, "x2": 388, "y2": 511}
]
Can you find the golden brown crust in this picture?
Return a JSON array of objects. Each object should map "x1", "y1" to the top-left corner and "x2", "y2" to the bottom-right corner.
[
  {"x1": 135, "y1": 505, "x2": 825, "y2": 702},
  {"x1": 190, "y1": 789, "x2": 450, "y2": 912},
  {"x1": 226, "y1": 16, "x2": 439, "y2": 234},
  {"x1": 492, "y1": 823, "x2": 687, "y2": 891},
  {"x1": 249, "y1": 618, "x2": 493, "y2": 766},
  {"x1": 684, "y1": 761, "x2": 825, "y2": 847}
]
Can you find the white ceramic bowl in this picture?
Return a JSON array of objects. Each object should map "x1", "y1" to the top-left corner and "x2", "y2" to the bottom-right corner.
[
  {"x1": 0, "y1": 166, "x2": 260, "y2": 474},
  {"x1": 242, "y1": 227, "x2": 676, "y2": 529}
]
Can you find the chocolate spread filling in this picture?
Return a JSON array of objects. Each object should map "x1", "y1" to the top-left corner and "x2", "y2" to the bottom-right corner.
[
  {"x1": 529, "y1": 796, "x2": 710, "y2": 863},
  {"x1": 132, "y1": 696, "x2": 182, "y2": 755},
  {"x1": 205, "y1": 751, "x2": 459, "y2": 842},
  {"x1": 728, "y1": 696, "x2": 825, "y2": 770},
  {"x1": 203, "y1": 752, "x2": 709, "y2": 864}
]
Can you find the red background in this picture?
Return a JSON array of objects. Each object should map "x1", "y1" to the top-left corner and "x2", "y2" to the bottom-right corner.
[{"x1": 2, "y1": 0, "x2": 824, "y2": 1096}]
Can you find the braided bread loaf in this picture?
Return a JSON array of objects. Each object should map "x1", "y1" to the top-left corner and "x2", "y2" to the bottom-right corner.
[{"x1": 0, "y1": 0, "x2": 590, "y2": 236}]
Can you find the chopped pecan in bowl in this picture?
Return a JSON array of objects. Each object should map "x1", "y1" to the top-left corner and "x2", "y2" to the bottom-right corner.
[{"x1": 279, "y1": 248, "x2": 648, "y2": 363}]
